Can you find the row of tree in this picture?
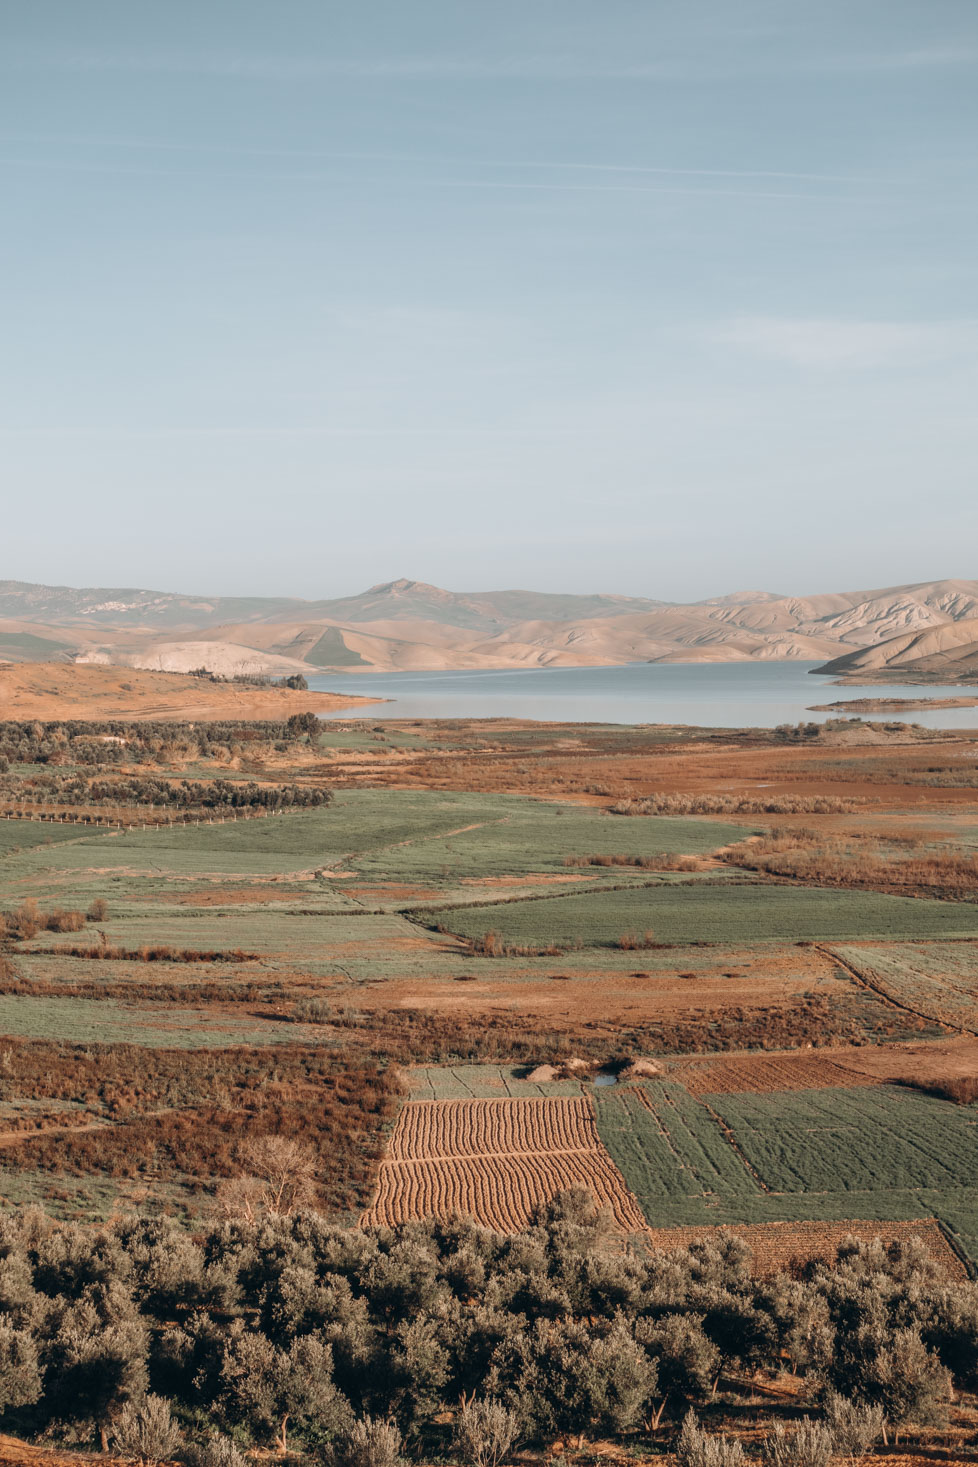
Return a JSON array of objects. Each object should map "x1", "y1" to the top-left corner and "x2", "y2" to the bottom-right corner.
[
  {"x1": 0, "y1": 713, "x2": 324, "y2": 774},
  {"x1": 0, "y1": 774, "x2": 332, "y2": 810},
  {"x1": 0, "y1": 1191, "x2": 971, "y2": 1457}
]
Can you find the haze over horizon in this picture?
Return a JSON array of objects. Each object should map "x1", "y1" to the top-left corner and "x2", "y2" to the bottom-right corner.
[{"x1": 3, "y1": 1, "x2": 977, "y2": 600}]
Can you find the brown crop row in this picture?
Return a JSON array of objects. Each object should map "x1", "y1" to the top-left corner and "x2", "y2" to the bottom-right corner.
[
  {"x1": 362, "y1": 1096, "x2": 647, "y2": 1233},
  {"x1": 387, "y1": 1095, "x2": 597, "y2": 1161},
  {"x1": 676, "y1": 1053, "x2": 879, "y2": 1096},
  {"x1": 644, "y1": 1218, "x2": 968, "y2": 1280}
]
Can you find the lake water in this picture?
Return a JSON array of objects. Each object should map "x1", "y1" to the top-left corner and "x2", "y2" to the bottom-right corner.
[{"x1": 308, "y1": 661, "x2": 978, "y2": 730}]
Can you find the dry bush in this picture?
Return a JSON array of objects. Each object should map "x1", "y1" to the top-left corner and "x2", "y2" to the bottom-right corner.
[
  {"x1": 675, "y1": 1412, "x2": 745, "y2": 1467},
  {"x1": 898, "y1": 1075, "x2": 978, "y2": 1105},
  {"x1": 36, "y1": 942, "x2": 258, "y2": 962},
  {"x1": 454, "y1": 1397, "x2": 521, "y2": 1467},
  {"x1": 617, "y1": 929, "x2": 657, "y2": 950},
  {"x1": 87, "y1": 897, "x2": 109, "y2": 922},
  {"x1": 113, "y1": 1394, "x2": 181, "y2": 1464},
  {"x1": 721, "y1": 828, "x2": 978, "y2": 899},
  {"x1": 564, "y1": 852, "x2": 699, "y2": 871},
  {"x1": 468, "y1": 930, "x2": 567, "y2": 958},
  {"x1": 761, "y1": 1419, "x2": 833, "y2": 1467},
  {"x1": 612, "y1": 793, "x2": 861, "y2": 816}
]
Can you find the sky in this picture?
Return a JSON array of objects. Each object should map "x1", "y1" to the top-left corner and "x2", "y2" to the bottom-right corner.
[{"x1": 2, "y1": 1, "x2": 977, "y2": 602}]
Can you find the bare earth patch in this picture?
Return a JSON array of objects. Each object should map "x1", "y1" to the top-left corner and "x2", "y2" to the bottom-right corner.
[{"x1": 644, "y1": 1218, "x2": 968, "y2": 1279}]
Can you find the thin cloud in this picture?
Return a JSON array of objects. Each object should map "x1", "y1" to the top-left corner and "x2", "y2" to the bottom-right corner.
[
  {"x1": 0, "y1": 46, "x2": 692, "y2": 81},
  {"x1": 815, "y1": 45, "x2": 978, "y2": 72},
  {"x1": 0, "y1": 134, "x2": 861, "y2": 184},
  {"x1": 711, "y1": 317, "x2": 978, "y2": 369}
]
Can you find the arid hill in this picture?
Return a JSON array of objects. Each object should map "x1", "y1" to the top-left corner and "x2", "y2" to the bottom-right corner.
[
  {"x1": 814, "y1": 616, "x2": 978, "y2": 683},
  {"x1": 1, "y1": 576, "x2": 977, "y2": 676}
]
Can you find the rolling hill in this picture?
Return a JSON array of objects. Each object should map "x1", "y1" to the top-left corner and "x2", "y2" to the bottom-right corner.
[{"x1": 0, "y1": 576, "x2": 976, "y2": 679}]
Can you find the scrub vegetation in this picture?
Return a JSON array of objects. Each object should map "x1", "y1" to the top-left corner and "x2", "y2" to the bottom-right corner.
[{"x1": 0, "y1": 711, "x2": 977, "y2": 1460}]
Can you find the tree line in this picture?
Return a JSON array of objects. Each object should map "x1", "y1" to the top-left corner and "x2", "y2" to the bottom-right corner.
[
  {"x1": 0, "y1": 773, "x2": 331, "y2": 811},
  {"x1": 0, "y1": 713, "x2": 324, "y2": 774}
]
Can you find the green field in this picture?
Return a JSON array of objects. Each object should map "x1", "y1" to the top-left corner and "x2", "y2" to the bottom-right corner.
[
  {"x1": 593, "y1": 1081, "x2": 978, "y2": 1260},
  {"x1": 420, "y1": 881, "x2": 978, "y2": 947},
  {"x1": 710, "y1": 1085, "x2": 978, "y2": 1193},
  {"x1": 0, "y1": 821, "x2": 105, "y2": 856},
  {"x1": 0, "y1": 994, "x2": 315, "y2": 1047},
  {"x1": 0, "y1": 791, "x2": 744, "y2": 884},
  {"x1": 593, "y1": 1081, "x2": 758, "y2": 1203},
  {"x1": 831, "y1": 942, "x2": 978, "y2": 1031}
]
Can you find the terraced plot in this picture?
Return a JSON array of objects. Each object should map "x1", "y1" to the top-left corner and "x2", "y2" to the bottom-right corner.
[
  {"x1": 424, "y1": 881, "x2": 978, "y2": 949},
  {"x1": 710, "y1": 1085, "x2": 978, "y2": 1194},
  {"x1": 831, "y1": 941, "x2": 978, "y2": 1032},
  {"x1": 593, "y1": 1081, "x2": 978, "y2": 1264},
  {"x1": 677, "y1": 1052, "x2": 878, "y2": 1095},
  {"x1": 361, "y1": 1095, "x2": 646, "y2": 1233}
]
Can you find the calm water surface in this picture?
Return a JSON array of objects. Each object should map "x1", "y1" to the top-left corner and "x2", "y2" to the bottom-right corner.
[{"x1": 308, "y1": 661, "x2": 978, "y2": 730}]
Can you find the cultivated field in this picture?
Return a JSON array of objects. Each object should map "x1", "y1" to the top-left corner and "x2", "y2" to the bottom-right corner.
[
  {"x1": 0, "y1": 710, "x2": 976, "y2": 1252},
  {"x1": 361, "y1": 1095, "x2": 647, "y2": 1233}
]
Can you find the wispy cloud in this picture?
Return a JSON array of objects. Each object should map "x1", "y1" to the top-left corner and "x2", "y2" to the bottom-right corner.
[
  {"x1": 0, "y1": 46, "x2": 695, "y2": 82},
  {"x1": 710, "y1": 317, "x2": 978, "y2": 369},
  {"x1": 5, "y1": 41, "x2": 976, "y2": 82},
  {"x1": 814, "y1": 45, "x2": 978, "y2": 73},
  {"x1": 0, "y1": 133, "x2": 861, "y2": 185}
]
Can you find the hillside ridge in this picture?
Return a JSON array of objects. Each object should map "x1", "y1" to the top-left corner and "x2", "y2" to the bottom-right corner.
[{"x1": 1, "y1": 575, "x2": 976, "y2": 678}]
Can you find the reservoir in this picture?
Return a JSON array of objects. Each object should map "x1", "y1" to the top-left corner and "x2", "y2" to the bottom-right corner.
[{"x1": 308, "y1": 660, "x2": 978, "y2": 730}]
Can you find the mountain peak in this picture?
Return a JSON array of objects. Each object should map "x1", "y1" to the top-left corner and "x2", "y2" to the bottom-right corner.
[{"x1": 365, "y1": 578, "x2": 439, "y2": 596}]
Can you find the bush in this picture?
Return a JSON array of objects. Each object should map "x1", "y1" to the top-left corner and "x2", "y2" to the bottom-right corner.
[
  {"x1": 113, "y1": 1393, "x2": 181, "y2": 1464},
  {"x1": 183, "y1": 1433, "x2": 247, "y2": 1467},
  {"x1": 454, "y1": 1397, "x2": 520, "y2": 1467},
  {"x1": 675, "y1": 1411, "x2": 745, "y2": 1467},
  {"x1": 761, "y1": 1419, "x2": 834, "y2": 1467},
  {"x1": 329, "y1": 1416, "x2": 405, "y2": 1467},
  {"x1": 822, "y1": 1393, "x2": 884, "y2": 1462}
]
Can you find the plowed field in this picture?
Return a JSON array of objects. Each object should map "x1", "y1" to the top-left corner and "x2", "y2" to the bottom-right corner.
[
  {"x1": 644, "y1": 1218, "x2": 968, "y2": 1279},
  {"x1": 361, "y1": 1096, "x2": 647, "y2": 1232},
  {"x1": 677, "y1": 1052, "x2": 879, "y2": 1095}
]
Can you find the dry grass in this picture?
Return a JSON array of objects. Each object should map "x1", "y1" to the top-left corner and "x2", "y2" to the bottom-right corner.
[
  {"x1": 611, "y1": 793, "x2": 862, "y2": 815},
  {"x1": 564, "y1": 852, "x2": 700, "y2": 871},
  {"x1": 897, "y1": 1075, "x2": 978, "y2": 1105},
  {"x1": 721, "y1": 828, "x2": 978, "y2": 899}
]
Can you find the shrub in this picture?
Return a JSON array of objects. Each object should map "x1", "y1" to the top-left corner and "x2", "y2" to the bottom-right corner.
[
  {"x1": 675, "y1": 1411, "x2": 745, "y2": 1467},
  {"x1": 184, "y1": 1434, "x2": 247, "y2": 1467},
  {"x1": 112, "y1": 1393, "x2": 182, "y2": 1464},
  {"x1": 454, "y1": 1396, "x2": 520, "y2": 1467},
  {"x1": 761, "y1": 1419, "x2": 834, "y2": 1467},
  {"x1": 617, "y1": 929, "x2": 656, "y2": 951},
  {"x1": 329, "y1": 1415, "x2": 406, "y2": 1467},
  {"x1": 822, "y1": 1393, "x2": 884, "y2": 1462},
  {"x1": 899, "y1": 1075, "x2": 978, "y2": 1105},
  {"x1": 293, "y1": 996, "x2": 335, "y2": 1025},
  {"x1": 87, "y1": 898, "x2": 109, "y2": 922}
]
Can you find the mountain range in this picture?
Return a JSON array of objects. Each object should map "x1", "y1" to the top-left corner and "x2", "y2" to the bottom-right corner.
[{"x1": 1, "y1": 576, "x2": 977, "y2": 682}]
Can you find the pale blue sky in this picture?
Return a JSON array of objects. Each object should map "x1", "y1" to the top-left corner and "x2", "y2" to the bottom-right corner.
[{"x1": 2, "y1": 2, "x2": 976, "y2": 600}]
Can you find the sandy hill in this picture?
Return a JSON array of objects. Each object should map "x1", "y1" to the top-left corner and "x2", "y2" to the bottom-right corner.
[
  {"x1": 814, "y1": 616, "x2": 978, "y2": 681},
  {"x1": 1, "y1": 576, "x2": 976, "y2": 677}
]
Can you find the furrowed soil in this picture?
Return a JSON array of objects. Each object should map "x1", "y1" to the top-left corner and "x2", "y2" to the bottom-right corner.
[{"x1": 361, "y1": 1095, "x2": 647, "y2": 1233}]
